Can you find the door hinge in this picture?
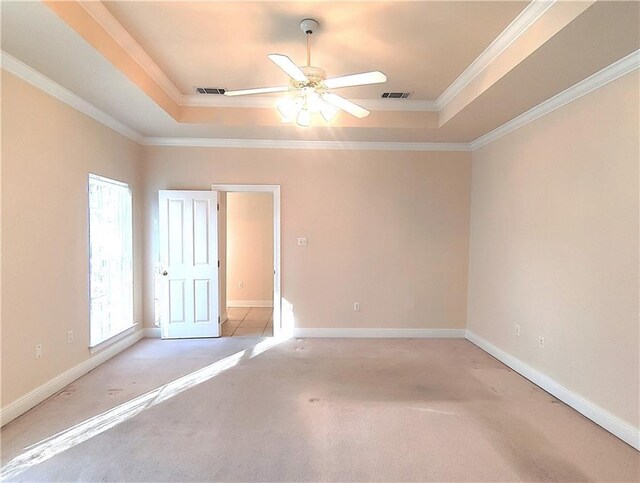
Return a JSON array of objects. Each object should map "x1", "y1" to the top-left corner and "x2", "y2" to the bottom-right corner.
[
  {"x1": 217, "y1": 203, "x2": 219, "y2": 211},
  {"x1": 218, "y1": 316, "x2": 221, "y2": 323},
  {"x1": 218, "y1": 260, "x2": 220, "y2": 268}
]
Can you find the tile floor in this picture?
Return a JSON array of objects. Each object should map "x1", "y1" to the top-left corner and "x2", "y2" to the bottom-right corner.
[{"x1": 222, "y1": 307, "x2": 273, "y2": 337}]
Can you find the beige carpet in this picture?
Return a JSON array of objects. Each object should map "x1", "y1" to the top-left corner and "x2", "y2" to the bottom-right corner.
[{"x1": 1, "y1": 337, "x2": 638, "y2": 482}]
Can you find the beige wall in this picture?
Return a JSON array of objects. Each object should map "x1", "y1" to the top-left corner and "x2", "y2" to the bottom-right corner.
[
  {"x1": 2, "y1": 55, "x2": 637, "y2": 446},
  {"x1": 226, "y1": 192, "x2": 274, "y2": 305},
  {"x1": 143, "y1": 148, "x2": 472, "y2": 330},
  {"x1": 1, "y1": 71, "x2": 144, "y2": 406},
  {"x1": 467, "y1": 72, "x2": 639, "y2": 427}
]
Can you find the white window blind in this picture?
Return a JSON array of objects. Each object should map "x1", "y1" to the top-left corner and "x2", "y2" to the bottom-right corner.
[{"x1": 88, "y1": 174, "x2": 133, "y2": 347}]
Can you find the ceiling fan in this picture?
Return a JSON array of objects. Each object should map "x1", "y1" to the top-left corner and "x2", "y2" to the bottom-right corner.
[{"x1": 224, "y1": 18, "x2": 387, "y2": 126}]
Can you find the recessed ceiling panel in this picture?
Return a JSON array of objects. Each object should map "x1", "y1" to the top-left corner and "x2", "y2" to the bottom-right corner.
[{"x1": 104, "y1": 1, "x2": 529, "y2": 99}]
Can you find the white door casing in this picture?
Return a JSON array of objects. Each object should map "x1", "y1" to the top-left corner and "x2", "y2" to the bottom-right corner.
[
  {"x1": 211, "y1": 184, "x2": 282, "y2": 337},
  {"x1": 158, "y1": 190, "x2": 220, "y2": 338}
]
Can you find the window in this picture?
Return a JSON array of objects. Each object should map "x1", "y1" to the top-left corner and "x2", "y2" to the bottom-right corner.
[{"x1": 88, "y1": 174, "x2": 133, "y2": 347}]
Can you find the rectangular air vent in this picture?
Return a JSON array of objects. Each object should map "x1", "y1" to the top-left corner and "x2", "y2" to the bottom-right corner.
[
  {"x1": 195, "y1": 87, "x2": 226, "y2": 95},
  {"x1": 381, "y1": 92, "x2": 411, "y2": 99}
]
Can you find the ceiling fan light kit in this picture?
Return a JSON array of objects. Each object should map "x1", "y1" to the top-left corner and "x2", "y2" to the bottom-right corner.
[{"x1": 224, "y1": 18, "x2": 387, "y2": 127}]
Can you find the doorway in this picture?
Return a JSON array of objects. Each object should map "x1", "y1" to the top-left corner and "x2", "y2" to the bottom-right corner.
[{"x1": 213, "y1": 185, "x2": 281, "y2": 338}]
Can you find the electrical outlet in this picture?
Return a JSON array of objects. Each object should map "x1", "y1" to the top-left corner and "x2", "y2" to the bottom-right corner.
[
  {"x1": 353, "y1": 302, "x2": 360, "y2": 312},
  {"x1": 35, "y1": 344, "x2": 42, "y2": 359},
  {"x1": 237, "y1": 281, "x2": 243, "y2": 289},
  {"x1": 297, "y1": 237, "x2": 307, "y2": 247},
  {"x1": 538, "y1": 336, "x2": 545, "y2": 348},
  {"x1": 67, "y1": 330, "x2": 74, "y2": 343},
  {"x1": 514, "y1": 324, "x2": 520, "y2": 336}
]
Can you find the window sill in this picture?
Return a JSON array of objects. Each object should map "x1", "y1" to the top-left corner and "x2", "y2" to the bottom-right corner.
[{"x1": 90, "y1": 323, "x2": 139, "y2": 354}]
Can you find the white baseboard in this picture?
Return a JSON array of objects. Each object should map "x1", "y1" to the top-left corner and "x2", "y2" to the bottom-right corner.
[
  {"x1": 466, "y1": 330, "x2": 640, "y2": 451},
  {"x1": 227, "y1": 300, "x2": 273, "y2": 308},
  {"x1": 0, "y1": 329, "x2": 144, "y2": 427},
  {"x1": 293, "y1": 328, "x2": 467, "y2": 338},
  {"x1": 143, "y1": 327, "x2": 161, "y2": 338}
]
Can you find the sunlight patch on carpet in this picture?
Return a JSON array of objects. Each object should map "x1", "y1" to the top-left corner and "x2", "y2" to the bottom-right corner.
[{"x1": 1, "y1": 336, "x2": 287, "y2": 480}]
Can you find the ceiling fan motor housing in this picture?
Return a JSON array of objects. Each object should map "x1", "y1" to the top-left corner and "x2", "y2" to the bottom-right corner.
[
  {"x1": 300, "y1": 18, "x2": 319, "y2": 35},
  {"x1": 300, "y1": 66, "x2": 326, "y2": 86}
]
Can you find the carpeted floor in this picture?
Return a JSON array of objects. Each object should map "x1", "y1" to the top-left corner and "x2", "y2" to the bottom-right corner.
[{"x1": 1, "y1": 337, "x2": 638, "y2": 482}]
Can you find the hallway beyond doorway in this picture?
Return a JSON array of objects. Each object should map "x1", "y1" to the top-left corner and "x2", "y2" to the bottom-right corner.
[{"x1": 222, "y1": 307, "x2": 273, "y2": 337}]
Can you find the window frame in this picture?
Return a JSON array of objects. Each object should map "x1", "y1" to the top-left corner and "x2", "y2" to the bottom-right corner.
[{"x1": 87, "y1": 173, "x2": 135, "y2": 349}]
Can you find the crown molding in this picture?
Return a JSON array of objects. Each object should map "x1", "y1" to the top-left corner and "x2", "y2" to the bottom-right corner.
[
  {"x1": 436, "y1": 0, "x2": 557, "y2": 110},
  {"x1": 0, "y1": 51, "x2": 462, "y2": 152},
  {"x1": 74, "y1": 2, "x2": 440, "y2": 113},
  {"x1": 182, "y1": 94, "x2": 439, "y2": 111},
  {"x1": 143, "y1": 137, "x2": 471, "y2": 152},
  {"x1": 78, "y1": 1, "x2": 184, "y2": 105},
  {"x1": 1, "y1": 51, "x2": 145, "y2": 144},
  {"x1": 470, "y1": 49, "x2": 640, "y2": 151},
  {"x1": 72, "y1": 1, "x2": 556, "y2": 115},
  {"x1": 6, "y1": 45, "x2": 636, "y2": 155},
  {"x1": 182, "y1": 95, "x2": 279, "y2": 108}
]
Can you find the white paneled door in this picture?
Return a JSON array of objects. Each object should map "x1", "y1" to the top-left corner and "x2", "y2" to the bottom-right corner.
[{"x1": 159, "y1": 190, "x2": 220, "y2": 338}]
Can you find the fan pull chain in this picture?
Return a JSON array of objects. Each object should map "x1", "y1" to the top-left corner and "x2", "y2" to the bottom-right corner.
[{"x1": 306, "y1": 32, "x2": 311, "y2": 66}]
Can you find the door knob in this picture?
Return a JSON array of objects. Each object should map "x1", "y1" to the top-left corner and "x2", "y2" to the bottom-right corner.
[{"x1": 162, "y1": 271, "x2": 168, "y2": 276}]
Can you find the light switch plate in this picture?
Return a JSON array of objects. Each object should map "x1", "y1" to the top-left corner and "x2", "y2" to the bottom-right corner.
[{"x1": 297, "y1": 237, "x2": 307, "y2": 247}]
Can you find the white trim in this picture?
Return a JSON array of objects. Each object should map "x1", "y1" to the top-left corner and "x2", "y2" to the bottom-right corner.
[
  {"x1": 470, "y1": 49, "x2": 640, "y2": 150},
  {"x1": 89, "y1": 324, "x2": 137, "y2": 354},
  {"x1": 436, "y1": 0, "x2": 556, "y2": 109},
  {"x1": 65, "y1": 0, "x2": 557, "y2": 116},
  {"x1": 182, "y1": 94, "x2": 438, "y2": 111},
  {"x1": 183, "y1": 96, "x2": 277, "y2": 108},
  {"x1": 1, "y1": 52, "x2": 450, "y2": 152},
  {"x1": 347, "y1": 99, "x2": 438, "y2": 112},
  {"x1": 143, "y1": 327, "x2": 161, "y2": 338},
  {"x1": 7, "y1": 42, "x2": 637, "y2": 156},
  {"x1": 0, "y1": 330, "x2": 143, "y2": 427},
  {"x1": 212, "y1": 185, "x2": 282, "y2": 338},
  {"x1": 1, "y1": 51, "x2": 145, "y2": 144},
  {"x1": 227, "y1": 300, "x2": 274, "y2": 308},
  {"x1": 76, "y1": 0, "x2": 552, "y2": 115},
  {"x1": 88, "y1": 173, "x2": 129, "y2": 189},
  {"x1": 213, "y1": 184, "x2": 280, "y2": 193},
  {"x1": 75, "y1": 3, "x2": 436, "y2": 113},
  {"x1": 466, "y1": 331, "x2": 640, "y2": 451},
  {"x1": 147, "y1": 137, "x2": 470, "y2": 152},
  {"x1": 78, "y1": 1, "x2": 184, "y2": 105},
  {"x1": 293, "y1": 328, "x2": 467, "y2": 339}
]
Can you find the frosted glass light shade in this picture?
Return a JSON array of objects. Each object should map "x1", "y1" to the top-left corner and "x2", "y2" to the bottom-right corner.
[
  {"x1": 296, "y1": 109, "x2": 311, "y2": 127},
  {"x1": 320, "y1": 101, "x2": 338, "y2": 123},
  {"x1": 277, "y1": 97, "x2": 299, "y2": 122}
]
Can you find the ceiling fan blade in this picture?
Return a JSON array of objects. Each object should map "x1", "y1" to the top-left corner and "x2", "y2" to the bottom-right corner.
[
  {"x1": 224, "y1": 86, "x2": 289, "y2": 96},
  {"x1": 268, "y1": 54, "x2": 309, "y2": 83},
  {"x1": 323, "y1": 71, "x2": 387, "y2": 89},
  {"x1": 322, "y1": 93, "x2": 370, "y2": 119}
]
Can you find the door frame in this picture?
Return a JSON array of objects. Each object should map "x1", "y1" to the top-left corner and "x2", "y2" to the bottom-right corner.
[{"x1": 212, "y1": 184, "x2": 282, "y2": 337}]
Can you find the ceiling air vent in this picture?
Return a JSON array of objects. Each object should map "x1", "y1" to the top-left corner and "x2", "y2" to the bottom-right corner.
[
  {"x1": 381, "y1": 92, "x2": 411, "y2": 99},
  {"x1": 195, "y1": 87, "x2": 226, "y2": 95}
]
